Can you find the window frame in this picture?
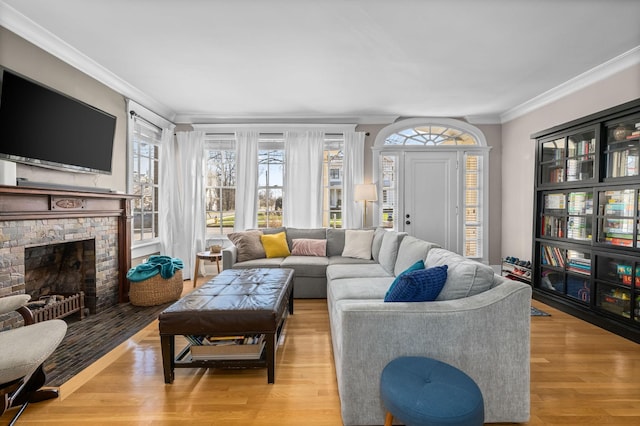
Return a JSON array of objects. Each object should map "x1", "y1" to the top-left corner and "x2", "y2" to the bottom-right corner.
[
  {"x1": 204, "y1": 135, "x2": 237, "y2": 238},
  {"x1": 126, "y1": 100, "x2": 173, "y2": 261}
]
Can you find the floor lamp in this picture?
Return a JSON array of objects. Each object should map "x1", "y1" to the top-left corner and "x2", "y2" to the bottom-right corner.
[{"x1": 354, "y1": 183, "x2": 377, "y2": 227}]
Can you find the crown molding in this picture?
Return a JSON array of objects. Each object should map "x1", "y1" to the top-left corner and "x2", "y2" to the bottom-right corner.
[
  {"x1": 501, "y1": 45, "x2": 640, "y2": 124},
  {"x1": 175, "y1": 113, "x2": 398, "y2": 125},
  {"x1": 192, "y1": 123, "x2": 357, "y2": 134},
  {"x1": 0, "y1": 1, "x2": 176, "y2": 121},
  {"x1": 465, "y1": 115, "x2": 502, "y2": 125}
]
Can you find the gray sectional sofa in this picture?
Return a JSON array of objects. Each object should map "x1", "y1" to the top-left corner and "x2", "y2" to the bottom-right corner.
[{"x1": 222, "y1": 227, "x2": 531, "y2": 425}]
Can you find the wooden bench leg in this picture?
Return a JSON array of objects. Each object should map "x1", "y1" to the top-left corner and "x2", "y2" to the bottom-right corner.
[
  {"x1": 160, "y1": 335, "x2": 175, "y2": 384},
  {"x1": 266, "y1": 332, "x2": 276, "y2": 384}
]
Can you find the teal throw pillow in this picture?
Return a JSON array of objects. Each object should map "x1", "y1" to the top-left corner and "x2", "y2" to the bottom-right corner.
[
  {"x1": 385, "y1": 260, "x2": 425, "y2": 299},
  {"x1": 384, "y1": 265, "x2": 448, "y2": 302}
]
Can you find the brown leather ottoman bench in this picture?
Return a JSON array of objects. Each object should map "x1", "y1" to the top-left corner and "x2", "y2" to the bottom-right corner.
[{"x1": 158, "y1": 268, "x2": 294, "y2": 384}]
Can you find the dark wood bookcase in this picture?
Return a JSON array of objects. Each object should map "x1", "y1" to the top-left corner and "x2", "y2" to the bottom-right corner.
[{"x1": 532, "y1": 98, "x2": 640, "y2": 343}]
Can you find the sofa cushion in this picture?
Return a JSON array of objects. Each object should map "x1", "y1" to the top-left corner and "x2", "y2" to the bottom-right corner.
[
  {"x1": 257, "y1": 226, "x2": 286, "y2": 235},
  {"x1": 371, "y1": 227, "x2": 386, "y2": 262},
  {"x1": 290, "y1": 238, "x2": 326, "y2": 256},
  {"x1": 285, "y1": 228, "x2": 326, "y2": 249},
  {"x1": 280, "y1": 255, "x2": 329, "y2": 278},
  {"x1": 261, "y1": 231, "x2": 291, "y2": 258},
  {"x1": 378, "y1": 231, "x2": 407, "y2": 274},
  {"x1": 326, "y1": 228, "x2": 346, "y2": 256},
  {"x1": 394, "y1": 236, "x2": 440, "y2": 276},
  {"x1": 384, "y1": 265, "x2": 448, "y2": 302},
  {"x1": 326, "y1": 263, "x2": 392, "y2": 280},
  {"x1": 327, "y1": 277, "x2": 394, "y2": 302},
  {"x1": 342, "y1": 229, "x2": 374, "y2": 260},
  {"x1": 328, "y1": 255, "x2": 376, "y2": 266},
  {"x1": 231, "y1": 257, "x2": 284, "y2": 268},
  {"x1": 227, "y1": 230, "x2": 265, "y2": 262},
  {"x1": 386, "y1": 260, "x2": 425, "y2": 298},
  {"x1": 426, "y1": 248, "x2": 495, "y2": 300}
]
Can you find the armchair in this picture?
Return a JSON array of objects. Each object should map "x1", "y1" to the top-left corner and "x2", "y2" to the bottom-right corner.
[{"x1": 0, "y1": 295, "x2": 67, "y2": 425}]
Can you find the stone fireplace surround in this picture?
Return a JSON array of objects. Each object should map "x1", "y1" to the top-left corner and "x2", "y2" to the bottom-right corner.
[{"x1": 0, "y1": 185, "x2": 133, "y2": 328}]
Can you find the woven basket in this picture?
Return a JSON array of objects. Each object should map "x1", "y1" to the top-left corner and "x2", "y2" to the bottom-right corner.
[{"x1": 129, "y1": 270, "x2": 183, "y2": 306}]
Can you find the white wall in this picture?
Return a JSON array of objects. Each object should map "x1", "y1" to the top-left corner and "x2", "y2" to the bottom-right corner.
[
  {"x1": 0, "y1": 27, "x2": 127, "y2": 191},
  {"x1": 501, "y1": 64, "x2": 640, "y2": 261}
]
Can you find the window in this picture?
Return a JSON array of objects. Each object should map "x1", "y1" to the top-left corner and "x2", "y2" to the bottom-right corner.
[
  {"x1": 323, "y1": 136, "x2": 344, "y2": 228},
  {"x1": 204, "y1": 131, "x2": 348, "y2": 231},
  {"x1": 258, "y1": 137, "x2": 285, "y2": 228},
  {"x1": 381, "y1": 154, "x2": 398, "y2": 229},
  {"x1": 464, "y1": 154, "x2": 482, "y2": 258},
  {"x1": 205, "y1": 135, "x2": 236, "y2": 236},
  {"x1": 131, "y1": 118, "x2": 161, "y2": 242}
]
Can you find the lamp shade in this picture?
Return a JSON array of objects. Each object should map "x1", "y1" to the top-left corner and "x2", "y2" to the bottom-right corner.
[{"x1": 354, "y1": 183, "x2": 378, "y2": 201}]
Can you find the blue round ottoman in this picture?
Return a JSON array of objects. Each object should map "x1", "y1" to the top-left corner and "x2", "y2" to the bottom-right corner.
[{"x1": 380, "y1": 356, "x2": 484, "y2": 426}]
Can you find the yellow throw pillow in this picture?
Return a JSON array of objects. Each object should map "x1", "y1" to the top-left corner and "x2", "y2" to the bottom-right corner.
[{"x1": 261, "y1": 231, "x2": 291, "y2": 258}]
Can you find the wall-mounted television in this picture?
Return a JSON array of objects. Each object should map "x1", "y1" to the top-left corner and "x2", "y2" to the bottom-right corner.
[{"x1": 0, "y1": 69, "x2": 116, "y2": 174}]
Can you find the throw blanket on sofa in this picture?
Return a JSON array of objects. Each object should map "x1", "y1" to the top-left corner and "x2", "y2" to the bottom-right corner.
[{"x1": 127, "y1": 255, "x2": 184, "y2": 282}]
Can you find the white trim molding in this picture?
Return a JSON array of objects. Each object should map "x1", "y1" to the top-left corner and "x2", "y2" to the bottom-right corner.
[
  {"x1": 0, "y1": 1, "x2": 176, "y2": 121},
  {"x1": 193, "y1": 123, "x2": 357, "y2": 134},
  {"x1": 501, "y1": 45, "x2": 640, "y2": 123}
]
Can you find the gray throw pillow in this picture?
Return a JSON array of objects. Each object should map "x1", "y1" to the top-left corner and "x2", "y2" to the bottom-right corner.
[
  {"x1": 378, "y1": 231, "x2": 406, "y2": 274},
  {"x1": 227, "y1": 230, "x2": 266, "y2": 262},
  {"x1": 371, "y1": 227, "x2": 386, "y2": 262},
  {"x1": 426, "y1": 248, "x2": 495, "y2": 300}
]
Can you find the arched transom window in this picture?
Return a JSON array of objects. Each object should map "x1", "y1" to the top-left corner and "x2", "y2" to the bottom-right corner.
[{"x1": 385, "y1": 125, "x2": 478, "y2": 146}]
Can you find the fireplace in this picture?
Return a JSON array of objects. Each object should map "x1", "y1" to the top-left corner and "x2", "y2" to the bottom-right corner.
[{"x1": 0, "y1": 185, "x2": 133, "y2": 329}]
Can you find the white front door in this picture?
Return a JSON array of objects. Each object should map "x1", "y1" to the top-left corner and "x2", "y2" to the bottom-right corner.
[{"x1": 403, "y1": 151, "x2": 459, "y2": 252}]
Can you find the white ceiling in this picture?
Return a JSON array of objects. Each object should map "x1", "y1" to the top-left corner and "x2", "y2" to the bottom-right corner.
[{"x1": 2, "y1": 0, "x2": 640, "y2": 124}]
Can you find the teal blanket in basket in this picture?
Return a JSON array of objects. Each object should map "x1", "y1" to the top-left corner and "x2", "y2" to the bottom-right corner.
[{"x1": 127, "y1": 255, "x2": 184, "y2": 282}]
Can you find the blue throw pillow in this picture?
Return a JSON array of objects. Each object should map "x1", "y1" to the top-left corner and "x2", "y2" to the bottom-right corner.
[
  {"x1": 384, "y1": 265, "x2": 448, "y2": 302},
  {"x1": 385, "y1": 260, "x2": 425, "y2": 299}
]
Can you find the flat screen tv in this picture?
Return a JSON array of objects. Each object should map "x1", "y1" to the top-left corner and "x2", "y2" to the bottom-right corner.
[{"x1": 0, "y1": 69, "x2": 116, "y2": 174}]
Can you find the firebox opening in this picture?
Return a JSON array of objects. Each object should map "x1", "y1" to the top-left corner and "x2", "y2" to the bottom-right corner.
[{"x1": 24, "y1": 238, "x2": 97, "y2": 314}]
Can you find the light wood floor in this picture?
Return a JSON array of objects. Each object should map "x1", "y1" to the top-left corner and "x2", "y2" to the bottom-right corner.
[{"x1": 3, "y1": 279, "x2": 640, "y2": 425}]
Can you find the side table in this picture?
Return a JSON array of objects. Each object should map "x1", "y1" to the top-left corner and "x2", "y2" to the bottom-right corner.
[{"x1": 193, "y1": 251, "x2": 222, "y2": 288}]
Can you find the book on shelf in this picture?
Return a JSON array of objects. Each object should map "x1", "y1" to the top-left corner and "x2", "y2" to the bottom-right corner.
[
  {"x1": 567, "y1": 257, "x2": 591, "y2": 275},
  {"x1": 541, "y1": 245, "x2": 565, "y2": 268},
  {"x1": 604, "y1": 237, "x2": 634, "y2": 247}
]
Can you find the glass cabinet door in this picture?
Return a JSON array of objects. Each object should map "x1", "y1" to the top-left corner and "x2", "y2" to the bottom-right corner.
[
  {"x1": 539, "y1": 127, "x2": 596, "y2": 186},
  {"x1": 567, "y1": 191, "x2": 593, "y2": 241},
  {"x1": 541, "y1": 192, "x2": 566, "y2": 238},
  {"x1": 567, "y1": 130, "x2": 596, "y2": 181},
  {"x1": 539, "y1": 244, "x2": 565, "y2": 294},
  {"x1": 540, "y1": 138, "x2": 565, "y2": 184},
  {"x1": 597, "y1": 189, "x2": 636, "y2": 247},
  {"x1": 605, "y1": 115, "x2": 640, "y2": 178},
  {"x1": 566, "y1": 249, "x2": 591, "y2": 303}
]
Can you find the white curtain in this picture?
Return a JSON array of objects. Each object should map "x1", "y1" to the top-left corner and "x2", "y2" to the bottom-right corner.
[
  {"x1": 283, "y1": 130, "x2": 324, "y2": 228},
  {"x1": 159, "y1": 127, "x2": 178, "y2": 257},
  {"x1": 170, "y1": 131, "x2": 206, "y2": 281},
  {"x1": 234, "y1": 131, "x2": 259, "y2": 231},
  {"x1": 342, "y1": 131, "x2": 365, "y2": 229}
]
